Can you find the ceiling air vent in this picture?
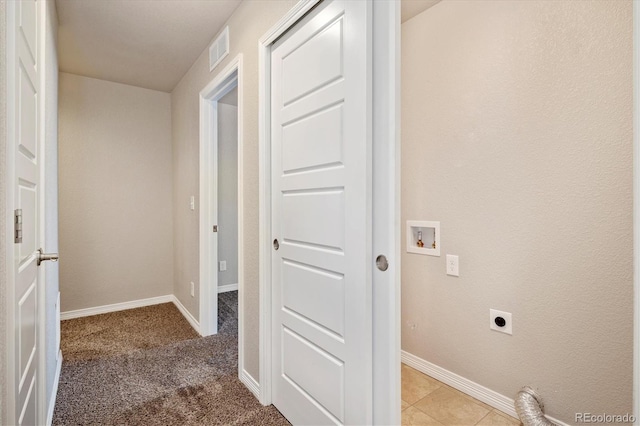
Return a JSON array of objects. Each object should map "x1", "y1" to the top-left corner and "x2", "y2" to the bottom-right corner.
[{"x1": 209, "y1": 26, "x2": 230, "y2": 72}]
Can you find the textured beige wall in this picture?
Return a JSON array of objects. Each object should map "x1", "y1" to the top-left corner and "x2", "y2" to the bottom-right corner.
[
  {"x1": 171, "y1": 0, "x2": 296, "y2": 380},
  {"x1": 59, "y1": 73, "x2": 174, "y2": 312},
  {"x1": 0, "y1": 0, "x2": 6, "y2": 421},
  {"x1": 402, "y1": 1, "x2": 633, "y2": 422}
]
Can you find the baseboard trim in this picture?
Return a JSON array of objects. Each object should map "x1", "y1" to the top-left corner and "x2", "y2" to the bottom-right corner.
[
  {"x1": 401, "y1": 351, "x2": 569, "y2": 426},
  {"x1": 240, "y1": 369, "x2": 260, "y2": 400},
  {"x1": 218, "y1": 283, "x2": 238, "y2": 293},
  {"x1": 46, "y1": 350, "x2": 63, "y2": 426},
  {"x1": 59, "y1": 294, "x2": 202, "y2": 336},
  {"x1": 60, "y1": 295, "x2": 174, "y2": 320},
  {"x1": 171, "y1": 295, "x2": 201, "y2": 335}
]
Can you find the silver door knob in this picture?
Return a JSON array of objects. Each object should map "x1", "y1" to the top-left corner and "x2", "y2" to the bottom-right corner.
[
  {"x1": 37, "y1": 249, "x2": 59, "y2": 266},
  {"x1": 273, "y1": 239, "x2": 279, "y2": 251},
  {"x1": 375, "y1": 254, "x2": 389, "y2": 271}
]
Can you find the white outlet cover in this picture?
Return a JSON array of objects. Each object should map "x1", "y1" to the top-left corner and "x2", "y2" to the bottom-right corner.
[
  {"x1": 219, "y1": 261, "x2": 227, "y2": 271},
  {"x1": 190, "y1": 281, "x2": 195, "y2": 297},
  {"x1": 190, "y1": 196, "x2": 195, "y2": 211},
  {"x1": 490, "y1": 309, "x2": 512, "y2": 335},
  {"x1": 446, "y1": 254, "x2": 459, "y2": 277}
]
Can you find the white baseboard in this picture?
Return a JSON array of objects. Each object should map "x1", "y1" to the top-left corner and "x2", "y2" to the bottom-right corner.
[
  {"x1": 59, "y1": 293, "x2": 202, "y2": 337},
  {"x1": 171, "y1": 295, "x2": 201, "y2": 335},
  {"x1": 46, "y1": 350, "x2": 63, "y2": 426},
  {"x1": 401, "y1": 351, "x2": 568, "y2": 426},
  {"x1": 60, "y1": 295, "x2": 174, "y2": 320},
  {"x1": 240, "y1": 369, "x2": 260, "y2": 400},
  {"x1": 218, "y1": 283, "x2": 238, "y2": 293}
]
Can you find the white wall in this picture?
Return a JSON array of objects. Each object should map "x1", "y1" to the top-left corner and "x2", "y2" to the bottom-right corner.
[
  {"x1": 58, "y1": 73, "x2": 174, "y2": 312},
  {"x1": 43, "y1": 0, "x2": 59, "y2": 408},
  {"x1": 217, "y1": 94, "x2": 238, "y2": 288},
  {"x1": 401, "y1": 1, "x2": 633, "y2": 422},
  {"x1": 171, "y1": 0, "x2": 297, "y2": 380}
]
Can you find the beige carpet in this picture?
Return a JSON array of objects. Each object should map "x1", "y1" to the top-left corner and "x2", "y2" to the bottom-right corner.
[{"x1": 52, "y1": 293, "x2": 289, "y2": 425}]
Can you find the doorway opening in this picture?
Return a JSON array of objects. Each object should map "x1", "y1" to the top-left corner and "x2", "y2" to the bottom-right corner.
[
  {"x1": 216, "y1": 86, "x2": 239, "y2": 335},
  {"x1": 198, "y1": 56, "x2": 247, "y2": 383}
]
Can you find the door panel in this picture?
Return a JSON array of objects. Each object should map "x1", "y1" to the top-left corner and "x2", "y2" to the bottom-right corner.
[
  {"x1": 282, "y1": 260, "x2": 345, "y2": 337},
  {"x1": 19, "y1": 0, "x2": 38, "y2": 60},
  {"x1": 19, "y1": 67, "x2": 38, "y2": 158},
  {"x1": 11, "y1": 0, "x2": 42, "y2": 424},
  {"x1": 282, "y1": 327, "x2": 345, "y2": 420},
  {"x1": 281, "y1": 17, "x2": 343, "y2": 105},
  {"x1": 281, "y1": 103, "x2": 343, "y2": 173},
  {"x1": 281, "y1": 190, "x2": 344, "y2": 249},
  {"x1": 19, "y1": 377, "x2": 37, "y2": 426},
  {"x1": 18, "y1": 187, "x2": 37, "y2": 262},
  {"x1": 271, "y1": 1, "x2": 371, "y2": 424},
  {"x1": 18, "y1": 281, "x2": 37, "y2": 384}
]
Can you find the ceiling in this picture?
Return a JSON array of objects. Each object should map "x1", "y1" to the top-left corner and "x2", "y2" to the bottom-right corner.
[
  {"x1": 56, "y1": 0, "x2": 242, "y2": 92},
  {"x1": 401, "y1": 0, "x2": 441, "y2": 23},
  {"x1": 56, "y1": 0, "x2": 439, "y2": 93}
]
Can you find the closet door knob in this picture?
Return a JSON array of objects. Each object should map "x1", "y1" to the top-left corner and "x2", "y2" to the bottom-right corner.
[{"x1": 376, "y1": 254, "x2": 389, "y2": 271}]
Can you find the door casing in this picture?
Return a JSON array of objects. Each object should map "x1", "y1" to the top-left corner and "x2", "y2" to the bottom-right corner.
[
  {"x1": 633, "y1": 1, "x2": 640, "y2": 423},
  {"x1": 198, "y1": 55, "x2": 245, "y2": 375},
  {"x1": 257, "y1": 1, "x2": 400, "y2": 424}
]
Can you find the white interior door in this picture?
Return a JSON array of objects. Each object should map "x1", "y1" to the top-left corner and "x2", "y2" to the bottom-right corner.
[
  {"x1": 270, "y1": 1, "x2": 372, "y2": 424},
  {"x1": 8, "y1": 0, "x2": 43, "y2": 424}
]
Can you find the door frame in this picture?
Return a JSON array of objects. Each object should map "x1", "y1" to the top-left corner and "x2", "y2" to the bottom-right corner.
[
  {"x1": 37, "y1": 0, "x2": 49, "y2": 422},
  {"x1": 257, "y1": 0, "x2": 319, "y2": 408},
  {"x1": 257, "y1": 1, "x2": 400, "y2": 424},
  {"x1": 633, "y1": 1, "x2": 639, "y2": 422},
  {"x1": 198, "y1": 55, "x2": 244, "y2": 345},
  {"x1": 5, "y1": 2, "x2": 18, "y2": 423},
  {"x1": 370, "y1": 1, "x2": 401, "y2": 424}
]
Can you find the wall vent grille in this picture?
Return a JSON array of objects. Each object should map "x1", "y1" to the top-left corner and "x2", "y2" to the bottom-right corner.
[{"x1": 209, "y1": 27, "x2": 230, "y2": 72}]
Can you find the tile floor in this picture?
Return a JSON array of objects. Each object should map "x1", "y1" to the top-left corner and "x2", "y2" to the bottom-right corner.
[{"x1": 401, "y1": 364, "x2": 523, "y2": 426}]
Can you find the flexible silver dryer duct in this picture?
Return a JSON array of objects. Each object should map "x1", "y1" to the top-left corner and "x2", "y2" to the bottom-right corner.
[{"x1": 514, "y1": 387, "x2": 558, "y2": 426}]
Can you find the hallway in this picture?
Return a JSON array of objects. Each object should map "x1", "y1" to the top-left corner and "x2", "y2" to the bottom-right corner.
[{"x1": 52, "y1": 293, "x2": 288, "y2": 425}]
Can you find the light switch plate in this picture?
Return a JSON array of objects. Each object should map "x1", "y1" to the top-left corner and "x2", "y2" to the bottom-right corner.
[
  {"x1": 219, "y1": 261, "x2": 227, "y2": 272},
  {"x1": 446, "y1": 254, "x2": 459, "y2": 276},
  {"x1": 190, "y1": 196, "x2": 195, "y2": 211},
  {"x1": 190, "y1": 281, "x2": 195, "y2": 297}
]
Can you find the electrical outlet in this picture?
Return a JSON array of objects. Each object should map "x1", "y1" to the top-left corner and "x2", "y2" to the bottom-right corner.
[
  {"x1": 446, "y1": 254, "x2": 459, "y2": 276},
  {"x1": 490, "y1": 309, "x2": 512, "y2": 335},
  {"x1": 190, "y1": 281, "x2": 195, "y2": 297},
  {"x1": 219, "y1": 261, "x2": 227, "y2": 271},
  {"x1": 190, "y1": 196, "x2": 195, "y2": 211}
]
